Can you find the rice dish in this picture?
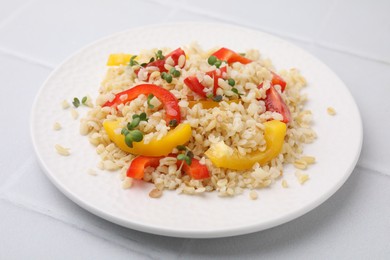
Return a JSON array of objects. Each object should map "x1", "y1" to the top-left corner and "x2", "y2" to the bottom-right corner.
[{"x1": 79, "y1": 43, "x2": 316, "y2": 197}]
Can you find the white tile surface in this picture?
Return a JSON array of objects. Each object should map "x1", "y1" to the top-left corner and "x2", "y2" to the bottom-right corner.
[
  {"x1": 1, "y1": 0, "x2": 389, "y2": 258},
  {"x1": 1, "y1": 166, "x2": 389, "y2": 259},
  {"x1": 0, "y1": 54, "x2": 50, "y2": 181},
  {"x1": 153, "y1": 0, "x2": 334, "y2": 42},
  {"x1": 0, "y1": 0, "x2": 28, "y2": 23},
  {"x1": 316, "y1": 0, "x2": 390, "y2": 63},
  {"x1": 0, "y1": 0, "x2": 177, "y2": 66},
  {"x1": 0, "y1": 200, "x2": 145, "y2": 260}
]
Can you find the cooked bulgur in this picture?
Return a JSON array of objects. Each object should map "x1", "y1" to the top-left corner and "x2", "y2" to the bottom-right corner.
[{"x1": 79, "y1": 43, "x2": 316, "y2": 197}]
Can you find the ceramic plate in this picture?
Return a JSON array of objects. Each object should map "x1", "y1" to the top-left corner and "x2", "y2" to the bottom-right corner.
[{"x1": 31, "y1": 22, "x2": 362, "y2": 238}]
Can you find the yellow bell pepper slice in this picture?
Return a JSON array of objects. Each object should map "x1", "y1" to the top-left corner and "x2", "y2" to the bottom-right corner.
[
  {"x1": 205, "y1": 120, "x2": 287, "y2": 170},
  {"x1": 188, "y1": 100, "x2": 240, "y2": 109},
  {"x1": 103, "y1": 120, "x2": 192, "y2": 156},
  {"x1": 106, "y1": 54, "x2": 136, "y2": 66}
]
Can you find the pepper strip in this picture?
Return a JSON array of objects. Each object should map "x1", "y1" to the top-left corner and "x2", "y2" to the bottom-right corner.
[
  {"x1": 127, "y1": 156, "x2": 210, "y2": 180},
  {"x1": 103, "y1": 84, "x2": 181, "y2": 124},
  {"x1": 103, "y1": 121, "x2": 192, "y2": 156},
  {"x1": 211, "y1": 47, "x2": 252, "y2": 64},
  {"x1": 205, "y1": 120, "x2": 287, "y2": 170}
]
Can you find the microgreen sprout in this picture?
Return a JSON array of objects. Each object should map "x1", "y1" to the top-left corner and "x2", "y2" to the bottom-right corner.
[
  {"x1": 161, "y1": 72, "x2": 173, "y2": 83},
  {"x1": 122, "y1": 112, "x2": 149, "y2": 148},
  {"x1": 72, "y1": 97, "x2": 80, "y2": 108},
  {"x1": 176, "y1": 145, "x2": 194, "y2": 166},
  {"x1": 147, "y1": 94, "x2": 155, "y2": 109},
  {"x1": 207, "y1": 55, "x2": 217, "y2": 65},
  {"x1": 72, "y1": 96, "x2": 89, "y2": 108},
  {"x1": 212, "y1": 95, "x2": 223, "y2": 102},
  {"x1": 227, "y1": 78, "x2": 235, "y2": 87},
  {"x1": 169, "y1": 119, "x2": 178, "y2": 127},
  {"x1": 156, "y1": 50, "x2": 165, "y2": 60},
  {"x1": 129, "y1": 55, "x2": 138, "y2": 66},
  {"x1": 169, "y1": 67, "x2": 181, "y2": 77},
  {"x1": 231, "y1": 87, "x2": 243, "y2": 96}
]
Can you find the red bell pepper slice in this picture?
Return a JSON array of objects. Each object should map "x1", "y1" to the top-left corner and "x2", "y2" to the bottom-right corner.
[
  {"x1": 177, "y1": 158, "x2": 210, "y2": 180},
  {"x1": 184, "y1": 66, "x2": 227, "y2": 97},
  {"x1": 206, "y1": 66, "x2": 227, "y2": 95},
  {"x1": 264, "y1": 85, "x2": 291, "y2": 123},
  {"x1": 270, "y1": 71, "x2": 287, "y2": 92},
  {"x1": 212, "y1": 47, "x2": 252, "y2": 65},
  {"x1": 103, "y1": 84, "x2": 181, "y2": 124},
  {"x1": 127, "y1": 155, "x2": 210, "y2": 180},
  {"x1": 127, "y1": 156, "x2": 163, "y2": 179},
  {"x1": 183, "y1": 76, "x2": 208, "y2": 98}
]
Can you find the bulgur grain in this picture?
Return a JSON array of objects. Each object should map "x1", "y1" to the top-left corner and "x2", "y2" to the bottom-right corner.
[
  {"x1": 70, "y1": 108, "x2": 79, "y2": 120},
  {"x1": 295, "y1": 171, "x2": 309, "y2": 184},
  {"x1": 122, "y1": 177, "x2": 133, "y2": 189},
  {"x1": 249, "y1": 190, "x2": 258, "y2": 200},
  {"x1": 55, "y1": 144, "x2": 70, "y2": 156},
  {"x1": 149, "y1": 188, "x2": 163, "y2": 198},
  {"x1": 53, "y1": 122, "x2": 62, "y2": 131},
  {"x1": 327, "y1": 107, "x2": 336, "y2": 116},
  {"x1": 62, "y1": 100, "x2": 70, "y2": 109}
]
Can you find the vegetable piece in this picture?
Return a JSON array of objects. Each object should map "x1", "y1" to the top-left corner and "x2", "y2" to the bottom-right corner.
[
  {"x1": 212, "y1": 95, "x2": 223, "y2": 102},
  {"x1": 169, "y1": 67, "x2": 181, "y2": 77},
  {"x1": 72, "y1": 98, "x2": 80, "y2": 108},
  {"x1": 206, "y1": 66, "x2": 227, "y2": 95},
  {"x1": 107, "y1": 54, "x2": 134, "y2": 66},
  {"x1": 187, "y1": 99, "x2": 239, "y2": 109},
  {"x1": 264, "y1": 85, "x2": 291, "y2": 123},
  {"x1": 103, "y1": 121, "x2": 192, "y2": 156},
  {"x1": 144, "y1": 48, "x2": 186, "y2": 72},
  {"x1": 127, "y1": 156, "x2": 163, "y2": 179},
  {"x1": 177, "y1": 158, "x2": 210, "y2": 180},
  {"x1": 103, "y1": 84, "x2": 181, "y2": 124},
  {"x1": 183, "y1": 76, "x2": 208, "y2": 98},
  {"x1": 227, "y1": 78, "x2": 235, "y2": 87},
  {"x1": 270, "y1": 71, "x2": 287, "y2": 92},
  {"x1": 147, "y1": 94, "x2": 154, "y2": 109},
  {"x1": 207, "y1": 55, "x2": 218, "y2": 65},
  {"x1": 211, "y1": 47, "x2": 252, "y2": 65},
  {"x1": 176, "y1": 146, "x2": 194, "y2": 165},
  {"x1": 155, "y1": 50, "x2": 165, "y2": 60},
  {"x1": 161, "y1": 72, "x2": 173, "y2": 83},
  {"x1": 205, "y1": 120, "x2": 287, "y2": 170},
  {"x1": 127, "y1": 155, "x2": 210, "y2": 180},
  {"x1": 184, "y1": 66, "x2": 227, "y2": 97}
]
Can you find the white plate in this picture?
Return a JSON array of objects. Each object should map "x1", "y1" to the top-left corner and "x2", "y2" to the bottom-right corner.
[{"x1": 31, "y1": 22, "x2": 362, "y2": 238}]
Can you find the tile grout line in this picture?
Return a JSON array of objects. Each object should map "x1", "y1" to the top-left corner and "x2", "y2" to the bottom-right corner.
[
  {"x1": 0, "y1": 46, "x2": 55, "y2": 70},
  {"x1": 146, "y1": 0, "x2": 390, "y2": 66},
  {"x1": 356, "y1": 164, "x2": 390, "y2": 178},
  {"x1": 0, "y1": 0, "x2": 35, "y2": 29}
]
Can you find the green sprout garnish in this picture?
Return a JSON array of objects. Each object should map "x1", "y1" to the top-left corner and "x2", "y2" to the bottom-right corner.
[
  {"x1": 156, "y1": 50, "x2": 165, "y2": 60},
  {"x1": 122, "y1": 112, "x2": 149, "y2": 148},
  {"x1": 176, "y1": 145, "x2": 194, "y2": 166},
  {"x1": 129, "y1": 55, "x2": 138, "y2": 66},
  {"x1": 147, "y1": 94, "x2": 155, "y2": 109},
  {"x1": 72, "y1": 97, "x2": 80, "y2": 108}
]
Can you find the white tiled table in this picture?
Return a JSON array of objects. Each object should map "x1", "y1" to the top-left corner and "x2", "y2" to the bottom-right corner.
[{"x1": 1, "y1": 0, "x2": 389, "y2": 259}]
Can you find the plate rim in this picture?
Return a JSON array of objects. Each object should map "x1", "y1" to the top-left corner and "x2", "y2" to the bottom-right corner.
[{"x1": 30, "y1": 21, "x2": 363, "y2": 238}]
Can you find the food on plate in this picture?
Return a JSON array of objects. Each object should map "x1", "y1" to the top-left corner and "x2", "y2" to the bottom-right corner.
[{"x1": 79, "y1": 43, "x2": 316, "y2": 197}]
